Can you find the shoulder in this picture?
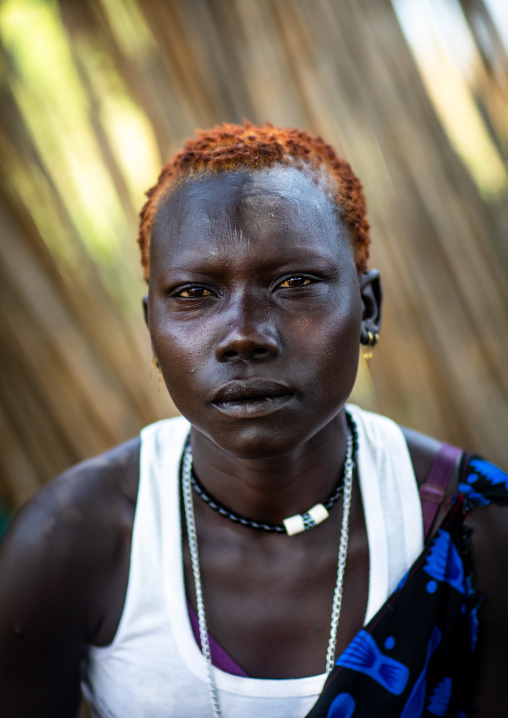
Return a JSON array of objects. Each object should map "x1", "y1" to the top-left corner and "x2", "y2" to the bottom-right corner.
[
  {"x1": 398, "y1": 422, "x2": 463, "y2": 503},
  {"x1": 348, "y1": 406, "x2": 456, "y2": 489},
  {"x1": 0, "y1": 436, "x2": 140, "y2": 633},
  {"x1": 399, "y1": 425, "x2": 450, "y2": 488},
  {"x1": 397, "y1": 428, "x2": 508, "y2": 713},
  {"x1": 0, "y1": 437, "x2": 141, "y2": 712},
  {"x1": 400, "y1": 425, "x2": 462, "y2": 540},
  {"x1": 4, "y1": 434, "x2": 141, "y2": 554}
]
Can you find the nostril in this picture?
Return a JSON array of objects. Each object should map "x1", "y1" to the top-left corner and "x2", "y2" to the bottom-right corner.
[
  {"x1": 220, "y1": 346, "x2": 271, "y2": 362},
  {"x1": 215, "y1": 327, "x2": 280, "y2": 363}
]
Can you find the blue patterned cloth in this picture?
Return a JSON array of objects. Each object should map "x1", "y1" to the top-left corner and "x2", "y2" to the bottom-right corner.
[{"x1": 306, "y1": 456, "x2": 508, "y2": 718}]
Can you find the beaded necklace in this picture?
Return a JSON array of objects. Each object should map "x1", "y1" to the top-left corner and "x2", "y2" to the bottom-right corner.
[
  {"x1": 181, "y1": 413, "x2": 356, "y2": 717},
  {"x1": 188, "y1": 412, "x2": 358, "y2": 536}
]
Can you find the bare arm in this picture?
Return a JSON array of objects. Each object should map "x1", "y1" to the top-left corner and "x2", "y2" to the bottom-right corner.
[
  {"x1": 0, "y1": 480, "x2": 88, "y2": 717},
  {"x1": 0, "y1": 438, "x2": 139, "y2": 718}
]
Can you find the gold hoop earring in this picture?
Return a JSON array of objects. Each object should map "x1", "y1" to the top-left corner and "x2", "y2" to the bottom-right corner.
[
  {"x1": 151, "y1": 356, "x2": 163, "y2": 392},
  {"x1": 362, "y1": 330, "x2": 379, "y2": 368}
]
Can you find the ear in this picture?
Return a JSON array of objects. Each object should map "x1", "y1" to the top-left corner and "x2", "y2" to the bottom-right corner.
[
  {"x1": 359, "y1": 270, "x2": 382, "y2": 345},
  {"x1": 142, "y1": 295, "x2": 149, "y2": 328},
  {"x1": 143, "y1": 295, "x2": 159, "y2": 365}
]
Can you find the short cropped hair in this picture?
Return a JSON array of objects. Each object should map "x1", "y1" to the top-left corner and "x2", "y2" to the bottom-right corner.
[{"x1": 138, "y1": 121, "x2": 370, "y2": 281}]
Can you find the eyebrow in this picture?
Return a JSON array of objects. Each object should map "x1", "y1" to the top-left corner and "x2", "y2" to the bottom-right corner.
[{"x1": 162, "y1": 248, "x2": 340, "y2": 277}]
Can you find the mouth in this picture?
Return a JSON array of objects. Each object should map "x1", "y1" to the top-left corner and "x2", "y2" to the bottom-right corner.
[{"x1": 211, "y1": 380, "x2": 295, "y2": 418}]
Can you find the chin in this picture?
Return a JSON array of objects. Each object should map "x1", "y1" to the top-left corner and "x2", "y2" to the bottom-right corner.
[{"x1": 201, "y1": 413, "x2": 335, "y2": 460}]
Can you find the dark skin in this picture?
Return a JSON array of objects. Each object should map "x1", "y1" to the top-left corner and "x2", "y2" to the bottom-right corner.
[{"x1": 0, "y1": 166, "x2": 507, "y2": 716}]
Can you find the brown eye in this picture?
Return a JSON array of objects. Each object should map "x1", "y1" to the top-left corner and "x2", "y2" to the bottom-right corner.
[
  {"x1": 178, "y1": 287, "x2": 212, "y2": 298},
  {"x1": 279, "y1": 276, "x2": 312, "y2": 288}
]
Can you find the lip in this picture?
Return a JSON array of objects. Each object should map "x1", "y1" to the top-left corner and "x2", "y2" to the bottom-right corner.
[{"x1": 211, "y1": 380, "x2": 295, "y2": 418}]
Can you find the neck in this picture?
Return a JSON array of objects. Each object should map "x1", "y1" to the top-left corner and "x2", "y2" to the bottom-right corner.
[{"x1": 190, "y1": 410, "x2": 349, "y2": 526}]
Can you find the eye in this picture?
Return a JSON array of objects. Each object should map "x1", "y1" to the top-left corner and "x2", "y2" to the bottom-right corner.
[
  {"x1": 176, "y1": 286, "x2": 213, "y2": 298},
  {"x1": 278, "y1": 276, "x2": 312, "y2": 288}
]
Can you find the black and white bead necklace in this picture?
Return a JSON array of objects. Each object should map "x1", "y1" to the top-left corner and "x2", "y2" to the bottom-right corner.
[
  {"x1": 181, "y1": 410, "x2": 358, "y2": 717},
  {"x1": 187, "y1": 411, "x2": 358, "y2": 536}
]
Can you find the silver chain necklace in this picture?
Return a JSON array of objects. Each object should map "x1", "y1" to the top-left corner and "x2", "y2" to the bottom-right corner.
[{"x1": 182, "y1": 428, "x2": 354, "y2": 718}]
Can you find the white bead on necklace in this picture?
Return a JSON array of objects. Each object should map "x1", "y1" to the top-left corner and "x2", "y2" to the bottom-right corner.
[{"x1": 182, "y1": 427, "x2": 354, "y2": 718}]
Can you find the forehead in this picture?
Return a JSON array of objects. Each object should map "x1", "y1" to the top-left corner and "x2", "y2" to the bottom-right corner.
[{"x1": 151, "y1": 166, "x2": 351, "y2": 266}]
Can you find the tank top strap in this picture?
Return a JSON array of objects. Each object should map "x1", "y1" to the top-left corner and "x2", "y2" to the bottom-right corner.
[{"x1": 346, "y1": 404, "x2": 423, "y2": 622}]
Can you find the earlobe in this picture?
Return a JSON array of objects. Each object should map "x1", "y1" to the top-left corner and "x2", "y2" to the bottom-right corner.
[
  {"x1": 144, "y1": 295, "x2": 161, "y2": 383},
  {"x1": 142, "y1": 295, "x2": 149, "y2": 328},
  {"x1": 359, "y1": 270, "x2": 382, "y2": 345}
]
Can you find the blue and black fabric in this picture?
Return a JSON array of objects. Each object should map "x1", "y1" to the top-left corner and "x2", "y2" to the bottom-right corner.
[{"x1": 305, "y1": 455, "x2": 508, "y2": 718}]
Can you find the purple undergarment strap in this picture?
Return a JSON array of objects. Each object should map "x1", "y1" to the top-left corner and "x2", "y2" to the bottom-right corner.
[
  {"x1": 187, "y1": 600, "x2": 249, "y2": 677},
  {"x1": 420, "y1": 443, "x2": 463, "y2": 540}
]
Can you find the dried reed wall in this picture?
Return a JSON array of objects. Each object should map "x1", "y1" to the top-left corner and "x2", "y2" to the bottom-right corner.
[{"x1": 0, "y1": 0, "x2": 507, "y2": 513}]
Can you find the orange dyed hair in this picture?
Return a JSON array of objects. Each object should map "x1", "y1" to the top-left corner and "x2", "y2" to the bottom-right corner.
[{"x1": 138, "y1": 121, "x2": 370, "y2": 280}]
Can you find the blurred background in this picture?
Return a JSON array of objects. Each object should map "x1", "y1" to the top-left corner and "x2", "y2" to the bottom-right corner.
[{"x1": 0, "y1": 0, "x2": 507, "y2": 525}]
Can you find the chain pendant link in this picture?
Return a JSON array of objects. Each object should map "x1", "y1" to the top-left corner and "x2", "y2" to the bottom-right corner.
[
  {"x1": 325, "y1": 433, "x2": 354, "y2": 674},
  {"x1": 182, "y1": 447, "x2": 222, "y2": 718},
  {"x1": 182, "y1": 413, "x2": 356, "y2": 716}
]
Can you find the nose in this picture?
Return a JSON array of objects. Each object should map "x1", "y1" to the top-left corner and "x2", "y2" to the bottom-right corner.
[{"x1": 214, "y1": 301, "x2": 281, "y2": 363}]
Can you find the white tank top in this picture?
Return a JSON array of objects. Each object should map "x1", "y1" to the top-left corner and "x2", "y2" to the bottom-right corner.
[{"x1": 81, "y1": 405, "x2": 423, "y2": 717}]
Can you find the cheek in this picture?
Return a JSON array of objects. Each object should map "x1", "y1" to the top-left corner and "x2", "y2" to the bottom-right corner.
[
  {"x1": 294, "y1": 285, "x2": 361, "y2": 354},
  {"x1": 149, "y1": 310, "x2": 209, "y2": 400},
  {"x1": 295, "y1": 293, "x2": 362, "y2": 397},
  {"x1": 155, "y1": 334, "x2": 207, "y2": 381},
  {"x1": 149, "y1": 280, "x2": 362, "y2": 427}
]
